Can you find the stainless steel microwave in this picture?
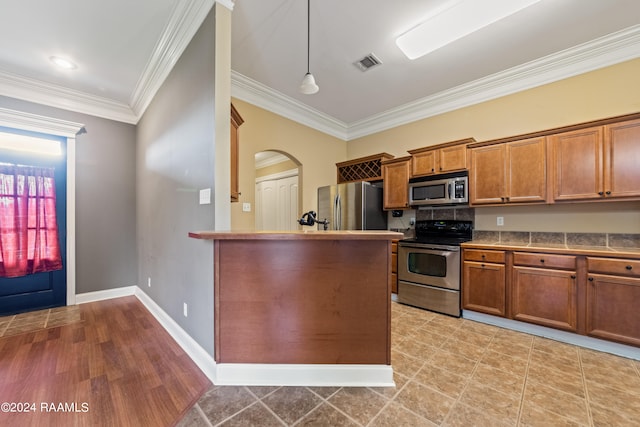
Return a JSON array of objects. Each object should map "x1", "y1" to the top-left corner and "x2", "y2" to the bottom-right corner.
[{"x1": 408, "y1": 173, "x2": 468, "y2": 206}]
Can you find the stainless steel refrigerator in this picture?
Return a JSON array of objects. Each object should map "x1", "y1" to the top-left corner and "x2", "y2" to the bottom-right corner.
[{"x1": 317, "y1": 181, "x2": 387, "y2": 230}]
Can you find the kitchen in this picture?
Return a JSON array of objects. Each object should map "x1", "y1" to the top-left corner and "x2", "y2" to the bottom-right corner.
[{"x1": 1, "y1": 1, "x2": 640, "y2": 425}]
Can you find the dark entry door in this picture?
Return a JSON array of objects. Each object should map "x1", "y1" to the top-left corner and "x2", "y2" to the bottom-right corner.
[{"x1": 0, "y1": 127, "x2": 66, "y2": 315}]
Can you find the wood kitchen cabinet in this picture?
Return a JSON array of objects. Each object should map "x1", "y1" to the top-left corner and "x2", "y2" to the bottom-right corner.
[
  {"x1": 551, "y1": 118, "x2": 640, "y2": 201},
  {"x1": 230, "y1": 103, "x2": 244, "y2": 203},
  {"x1": 586, "y1": 256, "x2": 640, "y2": 346},
  {"x1": 511, "y1": 253, "x2": 578, "y2": 332},
  {"x1": 469, "y1": 136, "x2": 547, "y2": 205},
  {"x1": 391, "y1": 240, "x2": 398, "y2": 294},
  {"x1": 381, "y1": 156, "x2": 411, "y2": 210},
  {"x1": 408, "y1": 138, "x2": 473, "y2": 177},
  {"x1": 462, "y1": 249, "x2": 506, "y2": 316}
]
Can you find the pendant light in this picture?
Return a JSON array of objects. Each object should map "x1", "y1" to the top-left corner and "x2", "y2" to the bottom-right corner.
[{"x1": 299, "y1": 0, "x2": 319, "y2": 94}]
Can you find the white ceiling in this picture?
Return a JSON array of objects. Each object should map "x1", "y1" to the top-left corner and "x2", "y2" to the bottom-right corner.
[{"x1": 0, "y1": 0, "x2": 639, "y2": 140}]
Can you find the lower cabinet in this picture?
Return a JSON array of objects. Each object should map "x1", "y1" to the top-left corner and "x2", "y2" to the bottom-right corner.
[
  {"x1": 512, "y1": 267, "x2": 578, "y2": 332},
  {"x1": 463, "y1": 261, "x2": 506, "y2": 316},
  {"x1": 586, "y1": 256, "x2": 640, "y2": 347},
  {"x1": 391, "y1": 240, "x2": 398, "y2": 294},
  {"x1": 462, "y1": 249, "x2": 506, "y2": 316},
  {"x1": 462, "y1": 248, "x2": 640, "y2": 348}
]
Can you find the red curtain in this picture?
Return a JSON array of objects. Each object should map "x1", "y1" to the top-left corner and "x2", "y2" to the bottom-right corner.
[{"x1": 0, "y1": 165, "x2": 62, "y2": 278}]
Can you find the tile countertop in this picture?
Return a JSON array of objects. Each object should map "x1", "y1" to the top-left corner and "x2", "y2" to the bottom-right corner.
[
  {"x1": 188, "y1": 230, "x2": 404, "y2": 241},
  {"x1": 462, "y1": 240, "x2": 640, "y2": 259}
]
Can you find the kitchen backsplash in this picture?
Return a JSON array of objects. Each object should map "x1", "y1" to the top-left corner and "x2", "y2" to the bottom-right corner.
[{"x1": 472, "y1": 230, "x2": 640, "y2": 249}]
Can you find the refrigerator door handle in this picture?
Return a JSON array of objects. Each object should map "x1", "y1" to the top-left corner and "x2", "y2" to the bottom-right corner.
[{"x1": 335, "y1": 194, "x2": 341, "y2": 230}]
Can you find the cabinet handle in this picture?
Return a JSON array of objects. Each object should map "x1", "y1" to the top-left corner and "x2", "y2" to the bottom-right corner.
[
  {"x1": 598, "y1": 191, "x2": 604, "y2": 196},
  {"x1": 605, "y1": 191, "x2": 611, "y2": 195},
  {"x1": 626, "y1": 265, "x2": 633, "y2": 270},
  {"x1": 431, "y1": 168, "x2": 434, "y2": 172},
  {"x1": 481, "y1": 263, "x2": 485, "y2": 268},
  {"x1": 588, "y1": 277, "x2": 594, "y2": 281},
  {"x1": 540, "y1": 259, "x2": 545, "y2": 263},
  {"x1": 571, "y1": 275, "x2": 576, "y2": 279},
  {"x1": 481, "y1": 254, "x2": 486, "y2": 259}
]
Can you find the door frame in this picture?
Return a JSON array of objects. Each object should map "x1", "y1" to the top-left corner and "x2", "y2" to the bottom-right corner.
[{"x1": 0, "y1": 107, "x2": 84, "y2": 306}]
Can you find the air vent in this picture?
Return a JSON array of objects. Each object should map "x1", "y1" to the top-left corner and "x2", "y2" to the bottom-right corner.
[{"x1": 354, "y1": 53, "x2": 382, "y2": 72}]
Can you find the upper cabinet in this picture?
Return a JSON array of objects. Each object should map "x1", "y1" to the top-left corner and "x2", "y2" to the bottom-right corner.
[
  {"x1": 381, "y1": 156, "x2": 411, "y2": 210},
  {"x1": 551, "y1": 118, "x2": 640, "y2": 201},
  {"x1": 336, "y1": 153, "x2": 394, "y2": 183},
  {"x1": 230, "y1": 103, "x2": 244, "y2": 203},
  {"x1": 408, "y1": 138, "x2": 473, "y2": 177},
  {"x1": 470, "y1": 136, "x2": 547, "y2": 206}
]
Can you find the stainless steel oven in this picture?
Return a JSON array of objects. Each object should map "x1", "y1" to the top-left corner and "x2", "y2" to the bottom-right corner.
[{"x1": 397, "y1": 220, "x2": 472, "y2": 317}]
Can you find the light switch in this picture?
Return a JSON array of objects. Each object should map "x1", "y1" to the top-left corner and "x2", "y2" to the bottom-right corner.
[
  {"x1": 199, "y1": 188, "x2": 211, "y2": 205},
  {"x1": 242, "y1": 202, "x2": 251, "y2": 212}
]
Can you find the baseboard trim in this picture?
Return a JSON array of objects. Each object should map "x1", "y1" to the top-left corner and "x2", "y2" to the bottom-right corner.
[
  {"x1": 133, "y1": 287, "x2": 218, "y2": 383},
  {"x1": 463, "y1": 310, "x2": 640, "y2": 361},
  {"x1": 215, "y1": 363, "x2": 395, "y2": 387},
  {"x1": 75, "y1": 286, "x2": 136, "y2": 304}
]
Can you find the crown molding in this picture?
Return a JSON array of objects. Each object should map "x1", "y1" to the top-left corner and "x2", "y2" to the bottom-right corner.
[
  {"x1": 234, "y1": 24, "x2": 640, "y2": 141},
  {"x1": 0, "y1": 107, "x2": 85, "y2": 137},
  {"x1": 130, "y1": 0, "x2": 215, "y2": 118},
  {"x1": 231, "y1": 71, "x2": 349, "y2": 140},
  {"x1": 346, "y1": 24, "x2": 640, "y2": 140},
  {"x1": 0, "y1": 69, "x2": 137, "y2": 123},
  {"x1": 0, "y1": 0, "x2": 216, "y2": 125}
]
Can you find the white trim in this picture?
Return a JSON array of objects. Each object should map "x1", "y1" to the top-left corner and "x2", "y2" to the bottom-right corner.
[
  {"x1": 215, "y1": 363, "x2": 394, "y2": 387},
  {"x1": 463, "y1": 310, "x2": 640, "y2": 361},
  {"x1": 134, "y1": 288, "x2": 218, "y2": 383},
  {"x1": 232, "y1": 24, "x2": 640, "y2": 141},
  {"x1": 129, "y1": 0, "x2": 215, "y2": 119},
  {"x1": 231, "y1": 71, "x2": 349, "y2": 140},
  {"x1": 255, "y1": 152, "x2": 290, "y2": 169},
  {"x1": 0, "y1": 108, "x2": 84, "y2": 309},
  {"x1": 215, "y1": 0, "x2": 235, "y2": 10},
  {"x1": 75, "y1": 286, "x2": 136, "y2": 304},
  {"x1": 255, "y1": 168, "x2": 298, "y2": 183}
]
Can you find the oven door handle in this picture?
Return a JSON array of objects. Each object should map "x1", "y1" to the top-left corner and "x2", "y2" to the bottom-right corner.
[{"x1": 399, "y1": 244, "x2": 460, "y2": 252}]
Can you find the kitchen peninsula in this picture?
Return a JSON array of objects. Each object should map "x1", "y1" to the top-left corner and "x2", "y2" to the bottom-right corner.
[{"x1": 188, "y1": 230, "x2": 402, "y2": 386}]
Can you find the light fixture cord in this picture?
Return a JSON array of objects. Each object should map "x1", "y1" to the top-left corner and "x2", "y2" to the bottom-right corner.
[{"x1": 307, "y1": 0, "x2": 311, "y2": 74}]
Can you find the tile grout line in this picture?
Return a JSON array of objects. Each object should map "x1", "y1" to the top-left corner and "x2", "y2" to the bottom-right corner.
[
  {"x1": 194, "y1": 402, "x2": 215, "y2": 427},
  {"x1": 578, "y1": 350, "x2": 596, "y2": 427},
  {"x1": 514, "y1": 334, "x2": 534, "y2": 426}
]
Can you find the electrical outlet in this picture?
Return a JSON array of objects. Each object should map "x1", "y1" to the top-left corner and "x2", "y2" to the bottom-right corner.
[
  {"x1": 242, "y1": 202, "x2": 251, "y2": 212},
  {"x1": 497, "y1": 216, "x2": 504, "y2": 226},
  {"x1": 147, "y1": 277, "x2": 151, "y2": 287},
  {"x1": 183, "y1": 303, "x2": 188, "y2": 317}
]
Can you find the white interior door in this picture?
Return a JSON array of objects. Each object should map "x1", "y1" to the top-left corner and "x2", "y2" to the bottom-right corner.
[{"x1": 255, "y1": 171, "x2": 298, "y2": 231}]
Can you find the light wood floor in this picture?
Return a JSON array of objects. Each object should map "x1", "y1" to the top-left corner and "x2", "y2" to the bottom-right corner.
[{"x1": 0, "y1": 296, "x2": 210, "y2": 426}]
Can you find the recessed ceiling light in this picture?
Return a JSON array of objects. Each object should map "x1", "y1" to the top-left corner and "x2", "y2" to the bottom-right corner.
[
  {"x1": 396, "y1": 0, "x2": 541, "y2": 60},
  {"x1": 50, "y1": 56, "x2": 77, "y2": 70}
]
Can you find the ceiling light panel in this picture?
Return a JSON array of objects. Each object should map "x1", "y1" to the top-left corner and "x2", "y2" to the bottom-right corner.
[{"x1": 396, "y1": 0, "x2": 542, "y2": 60}]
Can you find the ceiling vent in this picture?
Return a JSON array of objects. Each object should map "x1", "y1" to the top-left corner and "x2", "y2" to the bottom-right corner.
[{"x1": 354, "y1": 53, "x2": 382, "y2": 72}]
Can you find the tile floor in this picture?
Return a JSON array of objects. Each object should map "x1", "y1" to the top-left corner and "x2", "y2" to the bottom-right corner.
[
  {"x1": 0, "y1": 305, "x2": 81, "y2": 337},
  {"x1": 178, "y1": 302, "x2": 640, "y2": 426}
]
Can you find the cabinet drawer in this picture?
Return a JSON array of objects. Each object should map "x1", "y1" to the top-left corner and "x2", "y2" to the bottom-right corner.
[
  {"x1": 587, "y1": 257, "x2": 640, "y2": 277},
  {"x1": 514, "y1": 252, "x2": 576, "y2": 270},
  {"x1": 392, "y1": 252, "x2": 398, "y2": 274},
  {"x1": 391, "y1": 241, "x2": 398, "y2": 253},
  {"x1": 463, "y1": 249, "x2": 505, "y2": 263}
]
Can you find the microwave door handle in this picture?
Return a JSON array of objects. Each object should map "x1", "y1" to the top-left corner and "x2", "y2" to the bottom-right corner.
[{"x1": 448, "y1": 182, "x2": 452, "y2": 199}]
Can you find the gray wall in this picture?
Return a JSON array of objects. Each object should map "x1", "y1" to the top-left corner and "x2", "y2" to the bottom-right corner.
[
  {"x1": 136, "y1": 9, "x2": 216, "y2": 354},
  {"x1": 0, "y1": 96, "x2": 137, "y2": 294}
]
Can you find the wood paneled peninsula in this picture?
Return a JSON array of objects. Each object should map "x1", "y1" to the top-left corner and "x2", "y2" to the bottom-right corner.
[{"x1": 188, "y1": 230, "x2": 402, "y2": 385}]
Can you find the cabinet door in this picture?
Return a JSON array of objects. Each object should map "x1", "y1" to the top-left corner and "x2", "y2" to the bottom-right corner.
[
  {"x1": 604, "y1": 118, "x2": 640, "y2": 199},
  {"x1": 507, "y1": 137, "x2": 547, "y2": 203},
  {"x1": 438, "y1": 144, "x2": 467, "y2": 173},
  {"x1": 550, "y1": 126, "x2": 604, "y2": 201},
  {"x1": 411, "y1": 150, "x2": 437, "y2": 177},
  {"x1": 469, "y1": 144, "x2": 505, "y2": 205},
  {"x1": 462, "y1": 261, "x2": 506, "y2": 316},
  {"x1": 512, "y1": 267, "x2": 578, "y2": 332},
  {"x1": 586, "y1": 274, "x2": 640, "y2": 347},
  {"x1": 382, "y1": 159, "x2": 410, "y2": 209}
]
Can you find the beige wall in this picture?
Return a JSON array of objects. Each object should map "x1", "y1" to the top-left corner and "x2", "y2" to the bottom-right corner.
[
  {"x1": 347, "y1": 58, "x2": 640, "y2": 233},
  {"x1": 230, "y1": 98, "x2": 347, "y2": 230}
]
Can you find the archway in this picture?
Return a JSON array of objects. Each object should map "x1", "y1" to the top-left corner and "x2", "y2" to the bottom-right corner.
[{"x1": 254, "y1": 150, "x2": 302, "y2": 231}]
